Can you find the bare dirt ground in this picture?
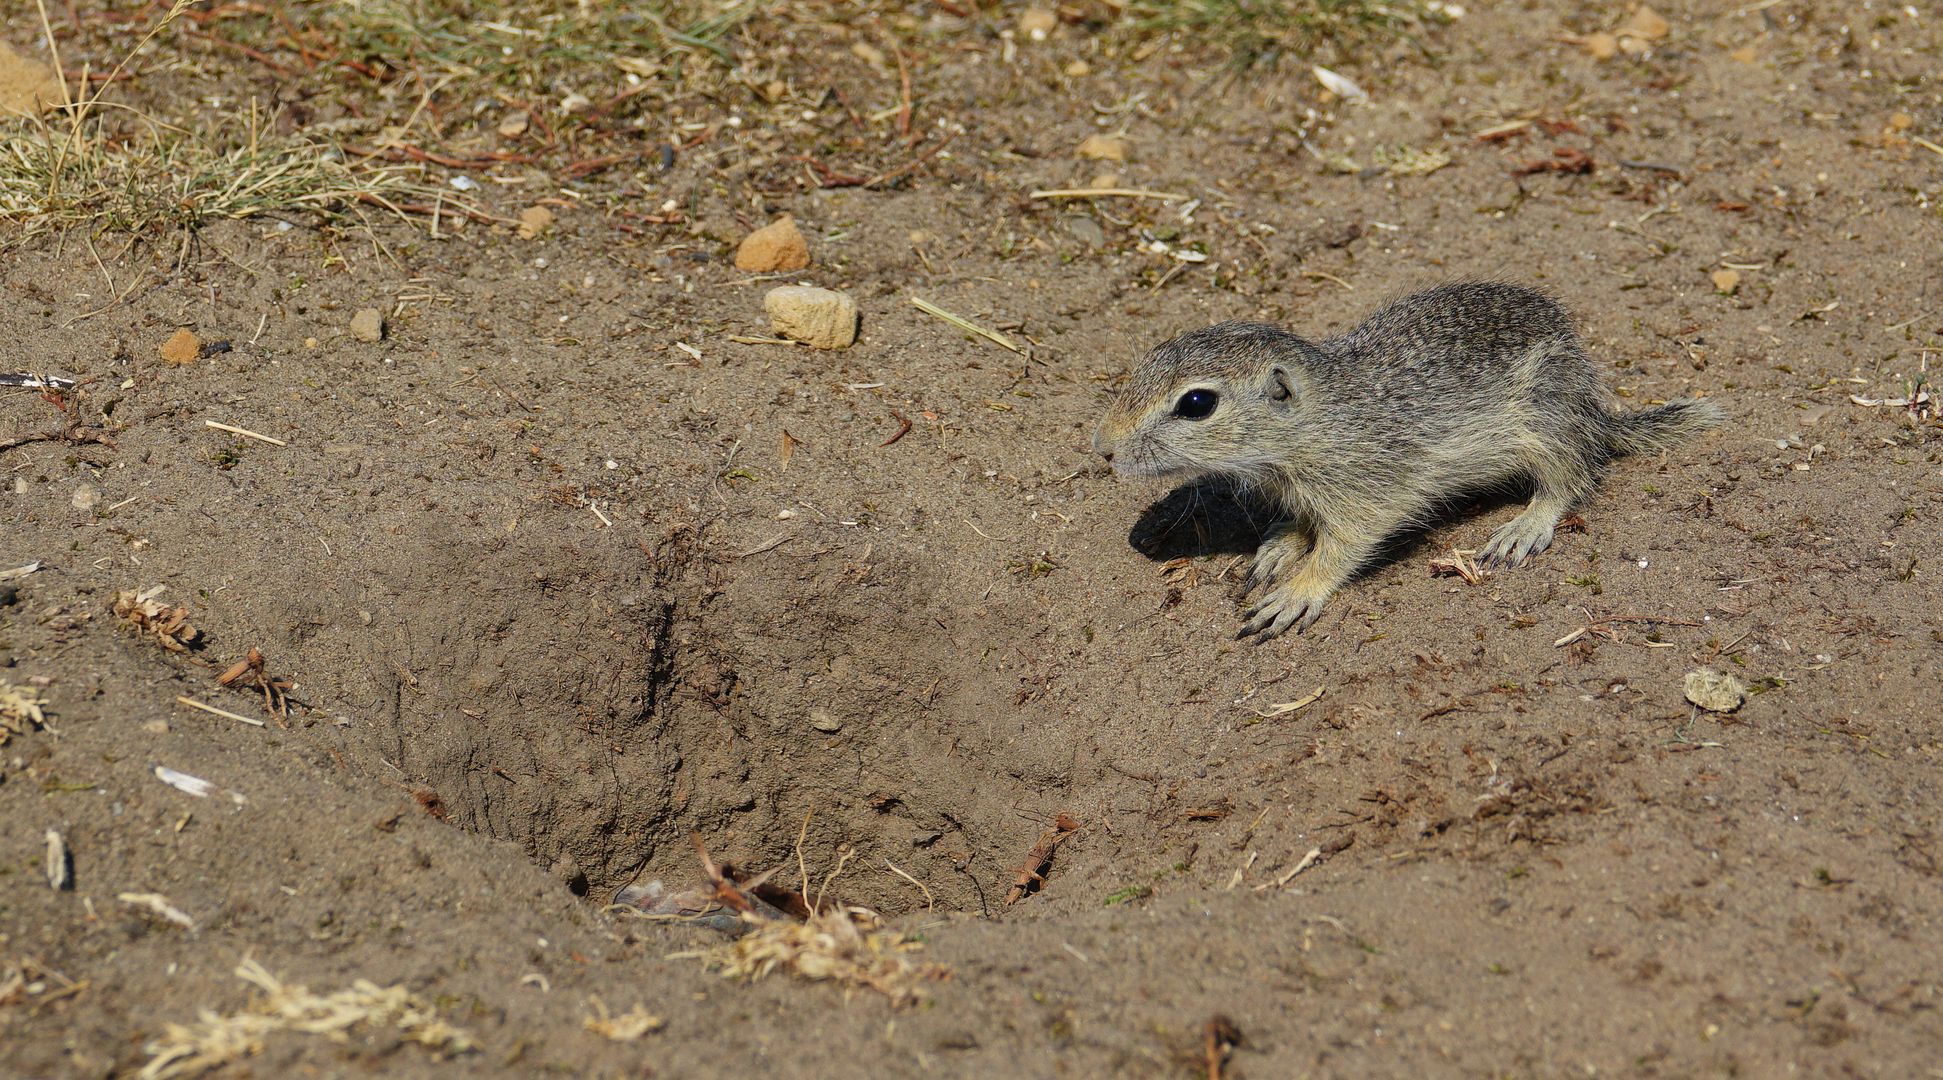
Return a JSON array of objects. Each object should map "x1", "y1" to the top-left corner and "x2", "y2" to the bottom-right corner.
[{"x1": 4, "y1": 1, "x2": 1942, "y2": 1076}]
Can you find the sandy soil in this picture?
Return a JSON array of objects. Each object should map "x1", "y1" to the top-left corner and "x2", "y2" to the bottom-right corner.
[{"x1": 4, "y1": 1, "x2": 1942, "y2": 1076}]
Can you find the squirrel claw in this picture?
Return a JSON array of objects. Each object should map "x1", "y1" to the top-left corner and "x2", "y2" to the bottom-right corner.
[{"x1": 1238, "y1": 591, "x2": 1324, "y2": 641}]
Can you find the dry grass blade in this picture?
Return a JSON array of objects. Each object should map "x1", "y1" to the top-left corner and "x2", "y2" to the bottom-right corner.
[
  {"x1": 910, "y1": 296, "x2": 1026, "y2": 355},
  {"x1": 139, "y1": 958, "x2": 474, "y2": 1079}
]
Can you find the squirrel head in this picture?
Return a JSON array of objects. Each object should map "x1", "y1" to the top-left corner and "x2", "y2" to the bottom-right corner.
[{"x1": 1093, "y1": 321, "x2": 1316, "y2": 482}]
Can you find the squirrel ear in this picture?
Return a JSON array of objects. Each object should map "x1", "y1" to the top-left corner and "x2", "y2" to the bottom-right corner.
[{"x1": 1267, "y1": 367, "x2": 1294, "y2": 402}]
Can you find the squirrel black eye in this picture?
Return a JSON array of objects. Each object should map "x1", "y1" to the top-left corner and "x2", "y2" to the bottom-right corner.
[{"x1": 1174, "y1": 389, "x2": 1219, "y2": 420}]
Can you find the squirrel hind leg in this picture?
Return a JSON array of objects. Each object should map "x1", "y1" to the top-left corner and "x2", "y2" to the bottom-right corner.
[{"x1": 1480, "y1": 452, "x2": 1598, "y2": 569}]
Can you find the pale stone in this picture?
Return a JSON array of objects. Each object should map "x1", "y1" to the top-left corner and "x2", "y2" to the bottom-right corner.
[
  {"x1": 350, "y1": 308, "x2": 385, "y2": 343},
  {"x1": 764, "y1": 286, "x2": 857, "y2": 350}
]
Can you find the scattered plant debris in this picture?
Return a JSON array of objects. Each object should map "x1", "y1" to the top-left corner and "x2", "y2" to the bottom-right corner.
[
  {"x1": 118, "y1": 892, "x2": 196, "y2": 931},
  {"x1": 674, "y1": 833, "x2": 945, "y2": 1006},
  {"x1": 582, "y1": 998, "x2": 664, "y2": 1041},
  {"x1": 113, "y1": 588, "x2": 202, "y2": 654},
  {"x1": 1428, "y1": 548, "x2": 1485, "y2": 584},
  {"x1": 138, "y1": 958, "x2": 474, "y2": 1079},
  {"x1": 1004, "y1": 813, "x2": 1081, "y2": 904},
  {"x1": 215, "y1": 648, "x2": 294, "y2": 717},
  {"x1": 0, "y1": 678, "x2": 49, "y2": 743}
]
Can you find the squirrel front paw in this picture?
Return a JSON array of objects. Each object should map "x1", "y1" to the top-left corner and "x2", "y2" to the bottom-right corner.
[{"x1": 1237, "y1": 583, "x2": 1330, "y2": 642}]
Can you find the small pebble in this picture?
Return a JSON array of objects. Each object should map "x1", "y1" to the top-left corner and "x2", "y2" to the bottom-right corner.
[
  {"x1": 1065, "y1": 215, "x2": 1107, "y2": 247},
  {"x1": 735, "y1": 216, "x2": 811, "y2": 273},
  {"x1": 159, "y1": 328, "x2": 199, "y2": 366},
  {"x1": 71, "y1": 483, "x2": 100, "y2": 512},
  {"x1": 809, "y1": 708, "x2": 844, "y2": 733},
  {"x1": 350, "y1": 308, "x2": 385, "y2": 343},
  {"x1": 1077, "y1": 134, "x2": 1128, "y2": 162},
  {"x1": 517, "y1": 205, "x2": 555, "y2": 240}
]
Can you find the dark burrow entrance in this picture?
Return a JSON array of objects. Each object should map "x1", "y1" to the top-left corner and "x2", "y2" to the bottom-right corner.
[{"x1": 332, "y1": 518, "x2": 1056, "y2": 919}]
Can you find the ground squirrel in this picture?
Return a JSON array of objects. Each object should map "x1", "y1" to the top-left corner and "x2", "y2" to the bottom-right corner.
[{"x1": 1093, "y1": 281, "x2": 1724, "y2": 641}]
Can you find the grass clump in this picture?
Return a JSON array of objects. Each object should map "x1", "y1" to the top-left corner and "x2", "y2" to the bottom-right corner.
[{"x1": 0, "y1": 108, "x2": 412, "y2": 237}]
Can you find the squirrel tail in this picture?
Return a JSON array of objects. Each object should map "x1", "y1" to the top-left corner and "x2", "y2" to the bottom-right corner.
[{"x1": 1603, "y1": 398, "x2": 1725, "y2": 457}]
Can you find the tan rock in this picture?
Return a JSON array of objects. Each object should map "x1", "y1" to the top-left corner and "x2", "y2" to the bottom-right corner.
[
  {"x1": 1088, "y1": 172, "x2": 1121, "y2": 190},
  {"x1": 735, "y1": 216, "x2": 811, "y2": 273},
  {"x1": 1710, "y1": 268, "x2": 1741, "y2": 295},
  {"x1": 764, "y1": 286, "x2": 858, "y2": 350},
  {"x1": 1077, "y1": 134, "x2": 1128, "y2": 162},
  {"x1": 1064, "y1": 59, "x2": 1091, "y2": 78},
  {"x1": 517, "y1": 205, "x2": 555, "y2": 240},
  {"x1": 1683, "y1": 669, "x2": 1746, "y2": 713},
  {"x1": 1619, "y1": 5, "x2": 1671, "y2": 42},
  {"x1": 1580, "y1": 32, "x2": 1619, "y2": 60},
  {"x1": 159, "y1": 328, "x2": 200, "y2": 366},
  {"x1": 0, "y1": 39, "x2": 62, "y2": 118},
  {"x1": 350, "y1": 308, "x2": 385, "y2": 343},
  {"x1": 496, "y1": 111, "x2": 530, "y2": 139},
  {"x1": 1019, "y1": 7, "x2": 1057, "y2": 40}
]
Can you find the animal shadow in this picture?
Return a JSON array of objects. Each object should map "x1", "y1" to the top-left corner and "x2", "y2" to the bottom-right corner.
[
  {"x1": 1128, "y1": 477, "x2": 1533, "y2": 576},
  {"x1": 1127, "y1": 478, "x2": 1278, "y2": 561}
]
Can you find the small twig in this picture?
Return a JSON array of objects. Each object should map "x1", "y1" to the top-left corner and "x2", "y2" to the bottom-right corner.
[
  {"x1": 865, "y1": 130, "x2": 957, "y2": 188},
  {"x1": 879, "y1": 411, "x2": 913, "y2": 447},
  {"x1": 1204, "y1": 1016, "x2": 1243, "y2": 1080},
  {"x1": 910, "y1": 296, "x2": 1025, "y2": 355},
  {"x1": 1272, "y1": 847, "x2": 1323, "y2": 887},
  {"x1": 203, "y1": 420, "x2": 285, "y2": 446},
  {"x1": 1028, "y1": 188, "x2": 1189, "y2": 201},
  {"x1": 0, "y1": 373, "x2": 76, "y2": 389},
  {"x1": 174, "y1": 695, "x2": 267, "y2": 728},
  {"x1": 735, "y1": 533, "x2": 793, "y2": 559},
  {"x1": 118, "y1": 892, "x2": 195, "y2": 929}
]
